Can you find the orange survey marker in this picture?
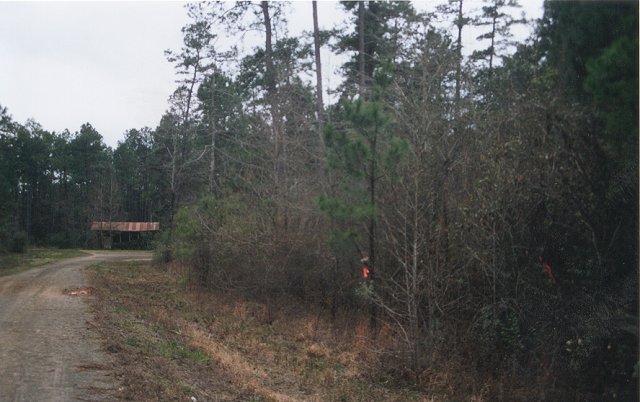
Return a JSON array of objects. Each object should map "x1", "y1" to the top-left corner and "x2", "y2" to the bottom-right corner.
[
  {"x1": 360, "y1": 256, "x2": 372, "y2": 279},
  {"x1": 362, "y1": 267, "x2": 370, "y2": 279},
  {"x1": 538, "y1": 256, "x2": 555, "y2": 283}
]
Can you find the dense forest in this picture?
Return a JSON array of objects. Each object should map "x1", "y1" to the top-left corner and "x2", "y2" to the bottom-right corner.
[{"x1": 0, "y1": 1, "x2": 637, "y2": 399}]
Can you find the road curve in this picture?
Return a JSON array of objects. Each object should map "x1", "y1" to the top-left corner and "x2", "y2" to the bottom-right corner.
[{"x1": 0, "y1": 251, "x2": 152, "y2": 402}]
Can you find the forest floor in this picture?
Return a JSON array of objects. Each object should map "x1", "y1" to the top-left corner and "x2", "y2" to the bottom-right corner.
[{"x1": 87, "y1": 260, "x2": 431, "y2": 401}]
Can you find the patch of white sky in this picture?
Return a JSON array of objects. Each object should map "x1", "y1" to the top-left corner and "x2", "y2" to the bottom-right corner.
[{"x1": 0, "y1": 1, "x2": 542, "y2": 148}]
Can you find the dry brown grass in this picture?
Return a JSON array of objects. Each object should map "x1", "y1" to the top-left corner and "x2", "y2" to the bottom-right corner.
[
  {"x1": 87, "y1": 260, "x2": 476, "y2": 401},
  {"x1": 186, "y1": 323, "x2": 302, "y2": 402},
  {"x1": 87, "y1": 261, "x2": 256, "y2": 401}
]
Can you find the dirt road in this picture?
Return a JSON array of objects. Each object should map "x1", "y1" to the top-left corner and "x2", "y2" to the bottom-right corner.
[{"x1": 0, "y1": 251, "x2": 151, "y2": 402}]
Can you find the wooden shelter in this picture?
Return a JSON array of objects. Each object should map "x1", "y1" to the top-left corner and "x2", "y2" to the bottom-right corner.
[
  {"x1": 90, "y1": 221, "x2": 160, "y2": 249},
  {"x1": 90, "y1": 222, "x2": 160, "y2": 232}
]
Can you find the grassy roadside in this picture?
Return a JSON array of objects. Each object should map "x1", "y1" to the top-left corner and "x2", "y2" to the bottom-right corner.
[
  {"x1": 87, "y1": 261, "x2": 257, "y2": 401},
  {"x1": 87, "y1": 261, "x2": 428, "y2": 402},
  {"x1": 0, "y1": 248, "x2": 88, "y2": 277}
]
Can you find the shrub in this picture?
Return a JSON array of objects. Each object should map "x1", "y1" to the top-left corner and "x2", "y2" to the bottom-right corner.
[{"x1": 46, "y1": 232, "x2": 73, "y2": 249}]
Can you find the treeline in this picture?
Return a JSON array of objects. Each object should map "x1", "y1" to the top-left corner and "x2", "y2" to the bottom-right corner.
[
  {"x1": 1, "y1": 1, "x2": 637, "y2": 399},
  {"x1": 0, "y1": 119, "x2": 166, "y2": 249}
]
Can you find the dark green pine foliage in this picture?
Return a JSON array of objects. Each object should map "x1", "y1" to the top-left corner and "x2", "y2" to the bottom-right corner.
[
  {"x1": 539, "y1": 0, "x2": 638, "y2": 98},
  {"x1": 12, "y1": 122, "x2": 55, "y2": 244},
  {"x1": 67, "y1": 124, "x2": 111, "y2": 246},
  {"x1": 319, "y1": 88, "x2": 407, "y2": 277},
  {"x1": 471, "y1": 0, "x2": 526, "y2": 72},
  {"x1": 546, "y1": 0, "x2": 638, "y2": 267},
  {"x1": 335, "y1": 1, "x2": 418, "y2": 97},
  {"x1": 532, "y1": 2, "x2": 638, "y2": 397},
  {"x1": 537, "y1": 0, "x2": 638, "y2": 265},
  {"x1": 196, "y1": 70, "x2": 251, "y2": 194},
  {"x1": 113, "y1": 128, "x2": 156, "y2": 222},
  {"x1": 583, "y1": 25, "x2": 638, "y2": 149},
  {"x1": 0, "y1": 110, "x2": 116, "y2": 250},
  {"x1": 0, "y1": 105, "x2": 17, "y2": 249}
]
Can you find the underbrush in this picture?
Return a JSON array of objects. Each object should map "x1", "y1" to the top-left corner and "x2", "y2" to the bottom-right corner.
[
  {"x1": 89, "y1": 259, "x2": 633, "y2": 401},
  {"x1": 88, "y1": 260, "x2": 431, "y2": 401}
]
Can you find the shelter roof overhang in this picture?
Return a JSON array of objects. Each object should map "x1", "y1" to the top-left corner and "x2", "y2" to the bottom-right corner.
[{"x1": 90, "y1": 222, "x2": 160, "y2": 232}]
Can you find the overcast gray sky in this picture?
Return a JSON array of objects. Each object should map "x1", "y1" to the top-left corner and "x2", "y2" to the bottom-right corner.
[{"x1": 0, "y1": 1, "x2": 543, "y2": 148}]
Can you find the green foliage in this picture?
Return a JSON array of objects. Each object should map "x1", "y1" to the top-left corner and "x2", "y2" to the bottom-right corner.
[
  {"x1": 154, "y1": 231, "x2": 173, "y2": 264},
  {"x1": 173, "y1": 205, "x2": 205, "y2": 262},
  {"x1": 10, "y1": 231, "x2": 28, "y2": 254},
  {"x1": 45, "y1": 233, "x2": 74, "y2": 249},
  {"x1": 324, "y1": 123, "x2": 369, "y2": 179},
  {"x1": 584, "y1": 35, "x2": 639, "y2": 145},
  {"x1": 154, "y1": 340, "x2": 209, "y2": 363},
  {"x1": 173, "y1": 194, "x2": 270, "y2": 284},
  {"x1": 540, "y1": 0, "x2": 638, "y2": 95},
  {"x1": 470, "y1": 0, "x2": 526, "y2": 70},
  {"x1": 323, "y1": 98, "x2": 400, "y2": 182},
  {"x1": 335, "y1": 1, "x2": 419, "y2": 96},
  {"x1": 382, "y1": 136, "x2": 408, "y2": 175},
  {"x1": 317, "y1": 193, "x2": 373, "y2": 222},
  {"x1": 321, "y1": 97, "x2": 405, "y2": 241},
  {"x1": 113, "y1": 128, "x2": 156, "y2": 222},
  {"x1": 327, "y1": 229, "x2": 360, "y2": 254},
  {"x1": 68, "y1": 123, "x2": 108, "y2": 187},
  {"x1": 0, "y1": 2, "x2": 637, "y2": 398},
  {"x1": 354, "y1": 282, "x2": 374, "y2": 303}
]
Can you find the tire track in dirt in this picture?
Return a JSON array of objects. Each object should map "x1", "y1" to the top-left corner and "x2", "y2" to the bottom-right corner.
[{"x1": 184, "y1": 323, "x2": 305, "y2": 402}]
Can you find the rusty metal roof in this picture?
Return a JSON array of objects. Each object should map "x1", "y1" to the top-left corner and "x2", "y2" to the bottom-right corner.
[{"x1": 90, "y1": 222, "x2": 160, "y2": 232}]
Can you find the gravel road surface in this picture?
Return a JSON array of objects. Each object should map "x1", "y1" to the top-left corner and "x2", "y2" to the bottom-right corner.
[{"x1": 0, "y1": 251, "x2": 151, "y2": 402}]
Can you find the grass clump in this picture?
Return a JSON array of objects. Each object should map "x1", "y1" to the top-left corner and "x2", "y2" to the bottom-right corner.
[{"x1": 155, "y1": 340, "x2": 210, "y2": 363}]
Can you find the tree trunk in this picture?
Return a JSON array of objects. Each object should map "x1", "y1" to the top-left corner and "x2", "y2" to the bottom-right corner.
[
  {"x1": 312, "y1": 1, "x2": 325, "y2": 141},
  {"x1": 455, "y1": 0, "x2": 463, "y2": 118},
  {"x1": 489, "y1": 13, "x2": 497, "y2": 71},
  {"x1": 209, "y1": 78, "x2": 218, "y2": 195},
  {"x1": 183, "y1": 49, "x2": 200, "y2": 127},
  {"x1": 369, "y1": 129, "x2": 377, "y2": 332},
  {"x1": 261, "y1": 1, "x2": 286, "y2": 230},
  {"x1": 358, "y1": 1, "x2": 366, "y2": 98}
]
